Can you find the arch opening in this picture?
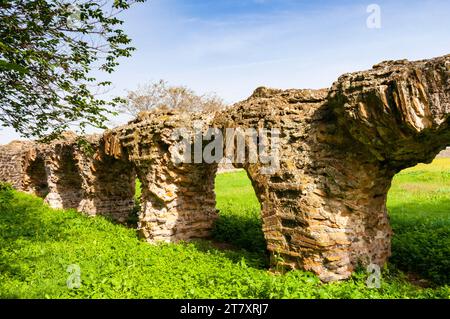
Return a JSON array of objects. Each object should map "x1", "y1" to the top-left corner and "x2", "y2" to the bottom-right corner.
[
  {"x1": 213, "y1": 168, "x2": 267, "y2": 257},
  {"x1": 25, "y1": 156, "x2": 48, "y2": 198},
  {"x1": 386, "y1": 152, "x2": 450, "y2": 286},
  {"x1": 79, "y1": 151, "x2": 137, "y2": 224}
]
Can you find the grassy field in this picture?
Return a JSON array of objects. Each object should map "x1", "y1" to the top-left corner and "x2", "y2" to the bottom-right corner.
[{"x1": 0, "y1": 159, "x2": 449, "y2": 299}]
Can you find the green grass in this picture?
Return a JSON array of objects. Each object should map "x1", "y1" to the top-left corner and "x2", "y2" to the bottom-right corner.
[
  {"x1": 213, "y1": 171, "x2": 266, "y2": 255},
  {"x1": 0, "y1": 160, "x2": 449, "y2": 299},
  {"x1": 387, "y1": 158, "x2": 450, "y2": 285}
]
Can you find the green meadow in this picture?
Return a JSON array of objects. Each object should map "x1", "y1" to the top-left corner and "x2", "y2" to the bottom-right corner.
[{"x1": 0, "y1": 159, "x2": 449, "y2": 299}]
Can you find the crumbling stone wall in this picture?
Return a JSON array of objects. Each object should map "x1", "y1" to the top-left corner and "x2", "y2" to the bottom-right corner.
[
  {"x1": 104, "y1": 112, "x2": 219, "y2": 242},
  {"x1": 0, "y1": 54, "x2": 448, "y2": 281},
  {"x1": 41, "y1": 137, "x2": 84, "y2": 210},
  {"x1": 0, "y1": 140, "x2": 38, "y2": 191},
  {"x1": 0, "y1": 133, "x2": 136, "y2": 223},
  {"x1": 75, "y1": 135, "x2": 136, "y2": 223}
]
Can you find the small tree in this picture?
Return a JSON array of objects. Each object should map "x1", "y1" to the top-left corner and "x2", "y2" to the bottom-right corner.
[
  {"x1": 121, "y1": 80, "x2": 226, "y2": 116},
  {"x1": 0, "y1": 0, "x2": 145, "y2": 140}
]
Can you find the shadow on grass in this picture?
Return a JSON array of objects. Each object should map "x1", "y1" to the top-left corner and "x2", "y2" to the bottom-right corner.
[
  {"x1": 212, "y1": 207, "x2": 267, "y2": 256},
  {"x1": 188, "y1": 239, "x2": 269, "y2": 270},
  {"x1": 388, "y1": 199, "x2": 450, "y2": 286},
  {"x1": 0, "y1": 192, "x2": 72, "y2": 283},
  {"x1": 209, "y1": 208, "x2": 271, "y2": 270}
]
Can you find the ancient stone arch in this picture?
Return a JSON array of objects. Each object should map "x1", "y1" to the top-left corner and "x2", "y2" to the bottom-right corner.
[{"x1": 1, "y1": 54, "x2": 449, "y2": 281}]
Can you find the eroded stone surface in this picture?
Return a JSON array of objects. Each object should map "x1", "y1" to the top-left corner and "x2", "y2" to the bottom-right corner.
[
  {"x1": 214, "y1": 87, "x2": 397, "y2": 281},
  {"x1": 104, "y1": 111, "x2": 219, "y2": 242},
  {"x1": 0, "y1": 54, "x2": 449, "y2": 281}
]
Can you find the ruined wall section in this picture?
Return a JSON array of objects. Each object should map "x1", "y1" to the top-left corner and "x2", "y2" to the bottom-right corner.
[
  {"x1": 107, "y1": 111, "x2": 219, "y2": 242},
  {"x1": 76, "y1": 135, "x2": 136, "y2": 223},
  {"x1": 215, "y1": 88, "x2": 332, "y2": 273},
  {"x1": 0, "y1": 141, "x2": 39, "y2": 191},
  {"x1": 0, "y1": 133, "x2": 136, "y2": 223},
  {"x1": 38, "y1": 133, "x2": 84, "y2": 210}
]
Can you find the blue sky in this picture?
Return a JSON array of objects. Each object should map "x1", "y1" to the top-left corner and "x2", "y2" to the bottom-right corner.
[{"x1": 1, "y1": 0, "x2": 450, "y2": 143}]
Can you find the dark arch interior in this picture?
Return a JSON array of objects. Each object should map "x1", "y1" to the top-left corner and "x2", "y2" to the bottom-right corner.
[
  {"x1": 26, "y1": 156, "x2": 48, "y2": 198},
  {"x1": 86, "y1": 153, "x2": 137, "y2": 224},
  {"x1": 55, "y1": 148, "x2": 83, "y2": 209}
]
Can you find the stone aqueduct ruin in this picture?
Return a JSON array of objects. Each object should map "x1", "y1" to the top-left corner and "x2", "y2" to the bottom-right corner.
[{"x1": 1, "y1": 55, "x2": 449, "y2": 282}]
